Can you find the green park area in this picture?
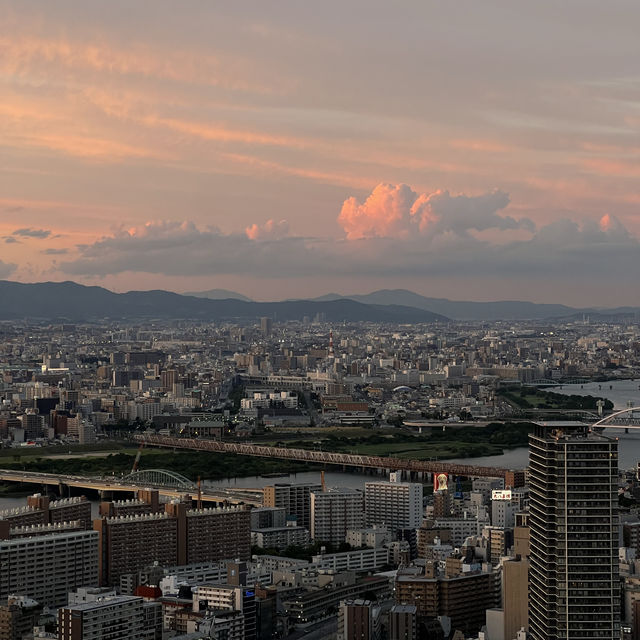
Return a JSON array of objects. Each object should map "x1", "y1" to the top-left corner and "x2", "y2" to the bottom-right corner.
[
  {"x1": 0, "y1": 447, "x2": 312, "y2": 484},
  {"x1": 280, "y1": 421, "x2": 531, "y2": 460},
  {"x1": 498, "y1": 387, "x2": 613, "y2": 411}
]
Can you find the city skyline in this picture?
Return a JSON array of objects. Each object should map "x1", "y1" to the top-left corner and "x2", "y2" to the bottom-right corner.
[
  {"x1": 0, "y1": 311, "x2": 638, "y2": 638},
  {"x1": 1, "y1": 2, "x2": 640, "y2": 306}
]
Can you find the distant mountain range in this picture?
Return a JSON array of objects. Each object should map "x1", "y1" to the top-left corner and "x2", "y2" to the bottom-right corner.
[
  {"x1": 0, "y1": 281, "x2": 446, "y2": 323},
  {"x1": 0, "y1": 281, "x2": 637, "y2": 322},
  {"x1": 184, "y1": 288, "x2": 253, "y2": 302},
  {"x1": 309, "y1": 289, "x2": 640, "y2": 321}
]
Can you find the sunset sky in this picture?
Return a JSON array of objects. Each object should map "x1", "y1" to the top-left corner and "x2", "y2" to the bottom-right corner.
[{"x1": 1, "y1": 1, "x2": 639, "y2": 305}]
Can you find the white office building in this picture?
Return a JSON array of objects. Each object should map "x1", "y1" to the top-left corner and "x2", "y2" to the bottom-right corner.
[
  {"x1": 312, "y1": 547, "x2": 390, "y2": 572},
  {"x1": 491, "y1": 498, "x2": 518, "y2": 529},
  {"x1": 365, "y1": 481, "x2": 423, "y2": 532}
]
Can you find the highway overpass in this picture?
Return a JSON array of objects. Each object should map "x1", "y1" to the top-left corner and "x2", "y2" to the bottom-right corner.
[{"x1": 0, "y1": 469, "x2": 262, "y2": 507}]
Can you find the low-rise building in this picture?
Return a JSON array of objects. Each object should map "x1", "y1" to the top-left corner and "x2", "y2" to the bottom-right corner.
[
  {"x1": 251, "y1": 526, "x2": 309, "y2": 550},
  {"x1": 312, "y1": 548, "x2": 390, "y2": 573}
]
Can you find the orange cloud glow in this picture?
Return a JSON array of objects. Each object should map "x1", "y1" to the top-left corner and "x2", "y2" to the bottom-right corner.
[
  {"x1": 582, "y1": 158, "x2": 640, "y2": 179},
  {"x1": 0, "y1": 34, "x2": 279, "y2": 94},
  {"x1": 245, "y1": 219, "x2": 289, "y2": 240},
  {"x1": 338, "y1": 183, "x2": 428, "y2": 239}
]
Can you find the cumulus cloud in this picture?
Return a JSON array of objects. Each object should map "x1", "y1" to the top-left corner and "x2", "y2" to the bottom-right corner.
[
  {"x1": 338, "y1": 183, "x2": 533, "y2": 240},
  {"x1": 245, "y1": 219, "x2": 289, "y2": 241},
  {"x1": 58, "y1": 210, "x2": 640, "y2": 286},
  {"x1": 424, "y1": 189, "x2": 534, "y2": 235},
  {"x1": 338, "y1": 183, "x2": 424, "y2": 240},
  {"x1": 56, "y1": 185, "x2": 639, "y2": 287},
  {"x1": 42, "y1": 248, "x2": 68, "y2": 255},
  {"x1": 12, "y1": 228, "x2": 51, "y2": 238},
  {"x1": 598, "y1": 213, "x2": 629, "y2": 237},
  {"x1": 60, "y1": 220, "x2": 314, "y2": 278},
  {"x1": 4, "y1": 237, "x2": 20, "y2": 244}
]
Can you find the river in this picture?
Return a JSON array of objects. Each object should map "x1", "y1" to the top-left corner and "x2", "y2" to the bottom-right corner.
[
  {"x1": 2, "y1": 379, "x2": 639, "y2": 511},
  {"x1": 4, "y1": 427, "x2": 639, "y2": 514},
  {"x1": 548, "y1": 378, "x2": 640, "y2": 410}
]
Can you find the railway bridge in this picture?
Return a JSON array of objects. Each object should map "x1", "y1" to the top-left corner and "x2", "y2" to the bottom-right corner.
[{"x1": 134, "y1": 434, "x2": 514, "y2": 478}]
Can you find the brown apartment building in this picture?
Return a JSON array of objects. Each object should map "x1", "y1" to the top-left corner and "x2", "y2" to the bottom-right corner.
[
  {"x1": 94, "y1": 503, "x2": 251, "y2": 585},
  {"x1": 0, "y1": 494, "x2": 92, "y2": 530},
  {"x1": 395, "y1": 561, "x2": 498, "y2": 636}
]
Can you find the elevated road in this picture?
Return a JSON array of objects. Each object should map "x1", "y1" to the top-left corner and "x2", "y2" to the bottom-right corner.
[
  {"x1": 134, "y1": 434, "x2": 513, "y2": 478},
  {"x1": 0, "y1": 469, "x2": 262, "y2": 506}
]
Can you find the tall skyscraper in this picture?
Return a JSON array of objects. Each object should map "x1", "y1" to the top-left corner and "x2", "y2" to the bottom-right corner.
[{"x1": 528, "y1": 423, "x2": 620, "y2": 639}]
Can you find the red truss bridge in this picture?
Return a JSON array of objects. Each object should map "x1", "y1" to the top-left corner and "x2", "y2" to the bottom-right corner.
[{"x1": 134, "y1": 434, "x2": 514, "y2": 479}]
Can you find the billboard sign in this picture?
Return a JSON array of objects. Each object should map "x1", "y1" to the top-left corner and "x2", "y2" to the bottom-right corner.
[
  {"x1": 492, "y1": 489, "x2": 512, "y2": 501},
  {"x1": 434, "y1": 472, "x2": 449, "y2": 491}
]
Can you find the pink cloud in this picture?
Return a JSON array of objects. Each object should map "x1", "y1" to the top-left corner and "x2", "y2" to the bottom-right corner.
[
  {"x1": 338, "y1": 183, "x2": 529, "y2": 240},
  {"x1": 338, "y1": 183, "x2": 428, "y2": 240},
  {"x1": 598, "y1": 213, "x2": 628, "y2": 236},
  {"x1": 245, "y1": 219, "x2": 289, "y2": 241}
]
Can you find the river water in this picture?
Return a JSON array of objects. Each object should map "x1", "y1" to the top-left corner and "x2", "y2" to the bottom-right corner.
[
  {"x1": 549, "y1": 379, "x2": 640, "y2": 410},
  {"x1": 2, "y1": 380, "x2": 639, "y2": 511}
]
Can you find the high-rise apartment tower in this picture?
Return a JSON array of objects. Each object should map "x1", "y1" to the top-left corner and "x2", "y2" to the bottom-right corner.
[{"x1": 528, "y1": 423, "x2": 619, "y2": 639}]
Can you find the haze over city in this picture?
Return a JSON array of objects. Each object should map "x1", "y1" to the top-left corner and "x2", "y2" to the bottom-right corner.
[{"x1": 1, "y1": 1, "x2": 639, "y2": 306}]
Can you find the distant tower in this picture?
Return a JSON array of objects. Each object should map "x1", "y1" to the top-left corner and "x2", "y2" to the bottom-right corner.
[
  {"x1": 328, "y1": 329, "x2": 334, "y2": 357},
  {"x1": 260, "y1": 317, "x2": 273, "y2": 337}
]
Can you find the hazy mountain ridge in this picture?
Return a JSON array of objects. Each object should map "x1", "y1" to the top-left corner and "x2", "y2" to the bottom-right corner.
[
  {"x1": 183, "y1": 289, "x2": 253, "y2": 302},
  {"x1": 1, "y1": 281, "x2": 635, "y2": 322},
  {"x1": 310, "y1": 289, "x2": 638, "y2": 320},
  {"x1": 0, "y1": 281, "x2": 446, "y2": 323}
]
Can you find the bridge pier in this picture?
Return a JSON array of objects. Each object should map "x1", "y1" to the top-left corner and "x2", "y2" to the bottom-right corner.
[
  {"x1": 58, "y1": 482, "x2": 68, "y2": 498},
  {"x1": 99, "y1": 490, "x2": 113, "y2": 501}
]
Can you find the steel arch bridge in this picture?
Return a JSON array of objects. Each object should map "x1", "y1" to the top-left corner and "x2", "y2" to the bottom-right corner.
[
  {"x1": 592, "y1": 407, "x2": 640, "y2": 429},
  {"x1": 122, "y1": 469, "x2": 197, "y2": 489}
]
